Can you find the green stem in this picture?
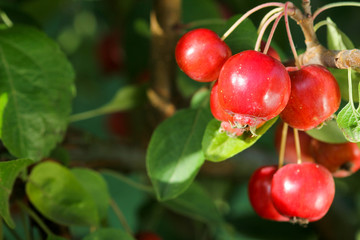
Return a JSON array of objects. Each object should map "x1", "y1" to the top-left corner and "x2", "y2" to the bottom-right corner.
[
  {"x1": 347, "y1": 67, "x2": 360, "y2": 117},
  {"x1": 313, "y1": 2, "x2": 360, "y2": 20},
  {"x1": 293, "y1": 128, "x2": 302, "y2": 164},
  {"x1": 100, "y1": 169, "x2": 153, "y2": 193},
  {"x1": 18, "y1": 202, "x2": 54, "y2": 236},
  {"x1": 69, "y1": 107, "x2": 111, "y2": 122},
  {"x1": 313, "y1": 20, "x2": 337, "y2": 32},
  {"x1": 109, "y1": 199, "x2": 133, "y2": 235},
  {"x1": 278, "y1": 123, "x2": 288, "y2": 168},
  {"x1": 0, "y1": 10, "x2": 13, "y2": 28}
]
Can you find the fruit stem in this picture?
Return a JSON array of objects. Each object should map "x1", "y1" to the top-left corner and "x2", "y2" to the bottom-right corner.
[
  {"x1": 262, "y1": 12, "x2": 284, "y2": 54},
  {"x1": 313, "y1": 20, "x2": 336, "y2": 32},
  {"x1": 293, "y1": 128, "x2": 302, "y2": 164},
  {"x1": 313, "y1": 2, "x2": 360, "y2": 20},
  {"x1": 258, "y1": 7, "x2": 283, "y2": 34},
  {"x1": 284, "y1": 2, "x2": 300, "y2": 68},
  {"x1": 278, "y1": 122, "x2": 288, "y2": 168},
  {"x1": 110, "y1": 198, "x2": 134, "y2": 236},
  {"x1": 221, "y1": 2, "x2": 285, "y2": 41},
  {"x1": 254, "y1": 12, "x2": 283, "y2": 52}
]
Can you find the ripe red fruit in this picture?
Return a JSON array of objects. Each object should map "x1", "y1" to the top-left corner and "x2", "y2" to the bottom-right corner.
[
  {"x1": 96, "y1": 31, "x2": 124, "y2": 73},
  {"x1": 310, "y1": 139, "x2": 360, "y2": 177},
  {"x1": 280, "y1": 65, "x2": 341, "y2": 130},
  {"x1": 271, "y1": 162, "x2": 335, "y2": 223},
  {"x1": 217, "y1": 50, "x2": 291, "y2": 127},
  {"x1": 274, "y1": 123, "x2": 314, "y2": 163},
  {"x1": 260, "y1": 41, "x2": 280, "y2": 61},
  {"x1": 175, "y1": 28, "x2": 232, "y2": 82},
  {"x1": 136, "y1": 232, "x2": 162, "y2": 240},
  {"x1": 248, "y1": 165, "x2": 289, "y2": 221}
]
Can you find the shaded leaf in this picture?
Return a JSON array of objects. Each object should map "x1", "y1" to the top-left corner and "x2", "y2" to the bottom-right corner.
[
  {"x1": 0, "y1": 158, "x2": 33, "y2": 228},
  {"x1": 306, "y1": 119, "x2": 347, "y2": 143},
  {"x1": 223, "y1": 14, "x2": 258, "y2": 53},
  {"x1": 327, "y1": 17, "x2": 354, "y2": 50},
  {"x1": 26, "y1": 161, "x2": 99, "y2": 226},
  {"x1": 72, "y1": 168, "x2": 110, "y2": 221},
  {"x1": 146, "y1": 108, "x2": 212, "y2": 201},
  {"x1": 337, "y1": 103, "x2": 360, "y2": 142},
  {"x1": 202, "y1": 117, "x2": 278, "y2": 162},
  {"x1": 83, "y1": 228, "x2": 135, "y2": 240},
  {"x1": 0, "y1": 25, "x2": 75, "y2": 161},
  {"x1": 163, "y1": 182, "x2": 222, "y2": 224}
]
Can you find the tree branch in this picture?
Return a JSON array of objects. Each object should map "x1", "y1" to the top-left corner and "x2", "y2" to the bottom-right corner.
[
  {"x1": 287, "y1": 2, "x2": 360, "y2": 70},
  {"x1": 149, "y1": 0, "x2": 181, "y2": 120}
]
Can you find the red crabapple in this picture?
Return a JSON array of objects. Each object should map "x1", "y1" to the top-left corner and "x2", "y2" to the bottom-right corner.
[
  {"x1": 248, "y1": 165, "x2": 289, "y2": 221},
  {"x1": 280, "y1": 65, "x2": 341, "y2": 130},
  {"x1": 310, "y1": 139, "x2": 360, "y2": 177},
  {"x1": 175, "y1": 28, "x2": 232, "y2": 82},
  {"x1": 217, "y1": 50, "x2": 291, "y2": 128},
  {"x1": 271, "y1": 162, "x2": 335, "y2": 224}
]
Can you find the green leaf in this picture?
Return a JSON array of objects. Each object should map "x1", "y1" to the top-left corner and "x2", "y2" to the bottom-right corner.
[
  {"x1": 0, "y1": 25, "x2": 75, "y2": 161},
  {"x1": 223, "y1": 14, "x2": 258, "y2": 53},
  {"x1": 163, "y1": 182, "x2": 222, "y2": 224},
  {"x1": 330, "y1": 69, "x2": 360, "y2": 102},
  {"x1": 26, "y1": 161, "x2": 99, "y2": 226},
  {"x1": 337, "y1": 103, "x2": 360, "y2": 142},
  {"x1": 326, "y1": 17, "x2": 355, "y2": 50},
  {"x1": 306, "y1": 119, "x2": 348, "y2": 143},
  {"x1": 70, "y1": 84, "x2": 147, "y2": 122},
  {"x1": 202, "y1": 117, "x2": 278, "y2": 162},
  {"x1": 190, "y1": 88, "x2": 210, "y2": 109},
  {"x1": 0, "y1": 158, "x2": 33, "y2": 228},
  {"x1": 83, "y1": 228, "x2": 135, "y2": 240},
  {"x1": 72, "y1": 168, "x2": 111, "y2": 221},
  {"x1": 146, "y1": 108, "x2": 212, "y2": 201}
]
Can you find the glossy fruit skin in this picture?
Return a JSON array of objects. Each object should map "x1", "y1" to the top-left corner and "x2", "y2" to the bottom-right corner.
[
  {"x1": 260, "y1": 41, "x2": 280, "y2": 61},
  {"x1": 175, "y1": 28, "x2": 232, "y2": 82},
  {"x1": 210, "y1": 81, "x2": 234, "y2": 122},
  {"x1": 136, "y1": 232, "x2": 162, "y2": 240},
  {"x1": 217, "y1": 50, "x2": 291, "y2": 127},
  {"x1": 274, "y1": 122, "x2": 314, "y2": 163},
  {"x1": 248, "y1": 165, "x2": 289, "y2": 221},
  {"x1": 271, "y1": 162, "x2": 335, "y2": 223},
  {"x1": 280, "y1": 65, "x2": 341, "y2": 130},
  {"x1": 310, "y1": 139, "x2": 360, "y2": 177}
]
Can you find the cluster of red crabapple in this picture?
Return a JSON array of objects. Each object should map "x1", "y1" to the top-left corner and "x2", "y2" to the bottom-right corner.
[{"x1": 174, "y1": 21, "x2": 360, "y2": 224}]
